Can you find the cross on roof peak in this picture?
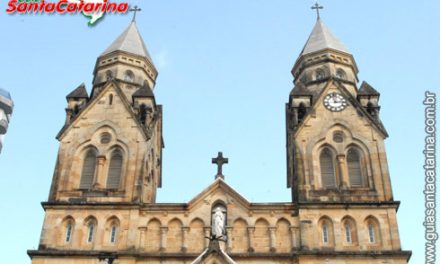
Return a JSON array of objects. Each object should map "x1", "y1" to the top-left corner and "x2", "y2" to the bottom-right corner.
[
  {"x1": 129, "y1": 5, "x2": 142, "y2": 22},
  {"x1": 212, "y1": 152, "x2": 228, "y2": 180},
  {"x1": 311, "y1": 2, "x2": 324, "y2": 20}
]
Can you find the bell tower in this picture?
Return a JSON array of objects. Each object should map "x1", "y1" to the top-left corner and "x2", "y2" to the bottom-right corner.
[
  {"x1": 285, "y1": 8, "x2": 410, "y2": 263},
  {"x1": 48, "y1": 18, "x2": 163, "y2": 205}
]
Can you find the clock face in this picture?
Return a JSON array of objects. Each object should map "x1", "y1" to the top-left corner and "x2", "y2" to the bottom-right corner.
[{"x1": 324, "y1": 93, "x2": 347, "y2": 112}]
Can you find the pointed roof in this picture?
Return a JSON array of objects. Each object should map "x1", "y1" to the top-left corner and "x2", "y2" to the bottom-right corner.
[
  {"x1": 358, "y1": 81, "x2": 380, "y2": 96},
  {"x1": 66, "y1": 83, "x2": 88, "y2": 99},
  {"x1": 132, "y1": 82, "x2": 154, "y2": 98},
  {"x1": 102, "y1": 21, "x2": 153, "y2": 63},
  {"x1": 301, "y1": 19, "x2": 350, "y2": 56},
  {"x1": 290, "y1": 82, "x2": 313, "y2": 97}
]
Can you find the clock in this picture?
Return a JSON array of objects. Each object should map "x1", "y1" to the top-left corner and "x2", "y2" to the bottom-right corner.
[{"x1": 324, "y1": 93, "x2": 347, "y2": 112}]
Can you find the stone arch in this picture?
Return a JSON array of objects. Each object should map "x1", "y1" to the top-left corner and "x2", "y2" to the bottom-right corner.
[
  {"x1": 364, "y1": 215, "x2": 382, "y2": 245},
  {"x1": 83, "y1": 216, "x2": 98, "y2": 245},
  {"x1": 316, "y1": 144, "x2": 338, "y2": 189},
  {"x1": 231, "y1": 218, "x2": 248, "y2": 253},
  {"x1": 104, "y1": 216, "x2": 120, "y2": 245},
  {"x1": 146, "y1": 218, "x2": 161, "y2": 252},
  {"x1": 254, "y1": 218, "x2": 270, "y2": 253},
  {"x1": 188, "y1": 218, "x2": 205, "y2": 253},
  {"x1": 60, "y1": 216, "x2": 75, "y2": 245},
  {"x1": 341, "y1": 215, "x2": 358, "y2": 245},
  {"x1": 276, "y1": 218, "x2": 291, "y2": 253},
  {"x1": 318, "y1": 216, "x2": 334, "y2": 247},
  {"x1": 167, "y1": 218, "x2": 183, "y2": 253}
]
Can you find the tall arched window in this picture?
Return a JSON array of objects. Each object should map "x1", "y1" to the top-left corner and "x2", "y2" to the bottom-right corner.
[
  {"x1": 365, "y1": 217, "x2": 381, "y2": 244},
  {"x1": 368, "y1": 223, "x2": 375, "y2": 243},
  {"x1": 320, "y1": 148, "x2": 336, "y2": 188},
  {"x1": 65, "y1": 221, "x2": 73, "y2": 243},
  {"x1": 110, "y1": 223, "x2": 118, "y2": 243},
  {"x1": 87, "y1": 220, "x2": 96, "y2": 243},
  {"x1": 107, "y1": 149, "x2": 123, "y2": 189},
  {"x1": 322, "y1": 223, "x2": 329, "y2": 244},
  {"x1": 124, "y1": 70, "x2": 135, "y2": 82},
  {"x1": 347, "y1": 148, "x2": 363, "y2": 187},
  {"x1": 80, "y1": 149, "x2": 97, "y2": 189},
  {"x1": 344, "y1": 223, "x2": 352, "y2": 243}
]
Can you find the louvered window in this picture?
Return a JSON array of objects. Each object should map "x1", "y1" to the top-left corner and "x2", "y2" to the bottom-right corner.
[
  {"x1": 320, "y1": 148, "x2": 336, "y2": 188},
  {"x1": 347, "y1": 148, "x2": 363, "y2": 187},
  {"x1": 80, "y1": 150, "x2": 96, "y2": 189},
  {"x1": 107, "y1": 150, "x2": 123, "y2": 189}
]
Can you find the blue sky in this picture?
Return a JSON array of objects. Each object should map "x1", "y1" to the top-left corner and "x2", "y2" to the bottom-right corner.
[{"x1": 0, "y1": 0, "x2": 438, "y2": 263}]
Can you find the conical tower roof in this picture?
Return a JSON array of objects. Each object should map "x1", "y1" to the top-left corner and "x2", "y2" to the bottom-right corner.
[
  {"x1": 301, "y1": 19, "x2": 350, "y2": 56},
  {"x1": 102, "y1": 21, "x2": 153, "y2": 63}
]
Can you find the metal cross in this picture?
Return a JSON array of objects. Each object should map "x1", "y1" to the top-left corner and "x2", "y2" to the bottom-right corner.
[
  {"x1": 311, "y1": 2, "x2": 324, "y2": 19},
  {"x1": 130, "y1": 5, "x2": 142, "y2": 22},
  {"x1": 212, "y1": 152, "x2": 228, "y2": 180}
]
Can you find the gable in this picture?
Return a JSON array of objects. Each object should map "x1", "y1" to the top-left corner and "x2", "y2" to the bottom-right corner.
[
  {"x1": 295, "y1": 79, "x2": 388, "y2": 141},
  {"x1": 57, "y1": 81, "x2": 148, "y2": 142}
]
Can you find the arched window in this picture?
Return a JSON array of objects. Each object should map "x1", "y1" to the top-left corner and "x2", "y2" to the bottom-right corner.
[
  {"x1": 322, "y1": 223, "x2": 329, "y2": 244},
  {"x1": 336, "y1": 69, "x2": 346, "y2": 80},
  {"x1": 365, "y1": 217, "x2": 381, "y2": 244},
  {"x1": 106, "y1": 70, "x2": 113, "y2": 80},
  {"x1": 80, "y1": 150, "x2": 97, "y2": 189},
  {"x1": 109, "y1": 94, "x2": 113, "y2": 105},
  {"x1": 347, "y1": 148, "x2": 363, "y2": 187},
  {"x1": 65, "y1": 222, "x2": 73, "y2": 243},
  {"x1": 124, "y1": 70, "x2": 135, "y2": 82},
  {"x1": 107, "y1": 149, "x2": 123, "y2": 189},
  {"x1": 344, "y1": 223, "x2": 352, "y2": 243},
  {"x1": 110, "y1": 223, "x2": 118, "y2": 243},
  {"x1": 320, "y1": 148, "x2": 336, "y2": 188},
  {"x1": 87, "y1": 221, "x2": 96, "y2": 243},
  {"x1": 316, "y1": 69, "x2": 326, "y2": 81}
]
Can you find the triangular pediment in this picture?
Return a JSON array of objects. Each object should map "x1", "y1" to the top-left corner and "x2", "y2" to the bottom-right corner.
[
  {"x1": 57, "y1": 80, "x2": 149, "y2": 141},
  {"x1": 187, "y1": 179, "x2": 250, "y2": 211}
]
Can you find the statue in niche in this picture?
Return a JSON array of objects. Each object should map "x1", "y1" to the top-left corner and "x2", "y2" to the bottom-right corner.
[{"x1": 212, "y1": 205, "x2": 226, "y2": 239}]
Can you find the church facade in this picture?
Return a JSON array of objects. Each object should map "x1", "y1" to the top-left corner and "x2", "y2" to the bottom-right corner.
[{"x1": 28, "y1": 12, "x2": 411, "y2": 264}]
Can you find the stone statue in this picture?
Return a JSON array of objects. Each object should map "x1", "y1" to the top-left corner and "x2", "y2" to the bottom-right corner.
[{"x1": 212, "y1": 207, "x2": 225, "y2": 238}]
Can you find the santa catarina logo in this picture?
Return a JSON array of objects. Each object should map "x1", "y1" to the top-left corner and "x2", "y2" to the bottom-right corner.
[{"x1": 6, "y1": 0, "x2": 129, "y2": 26}]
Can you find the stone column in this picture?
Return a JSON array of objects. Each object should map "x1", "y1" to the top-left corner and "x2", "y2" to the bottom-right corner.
[
  {"x1": 269, "y1": 227, "x2": 277, "y2": 252},
  {"x1": 247, "y1": 227, "x2": 255, "y2": 252},
  {"x1": 182, "y1": 227, "x2": 189, "y2": 253},
  {"x1": 160, "y1": 227, "x2": 168, "y2": 252},
  {"x1": 290, "y1": 226, "x2": 300, "y2": 250},
  {"x1": 138, "y1": 227, "x2": 147, "y2": 251},
  {"x1": 226, "y1": 227, "x2": 233, "y2": 252},
  {"x1": 94, "y1": 155, "x2": 107, "y2": 188},
  {"x1": 204, "y1": 227, "x2": 211, "y2": 248},
  {"x1": 337, "y1": 154, "x2": 349, "y2": 188}
]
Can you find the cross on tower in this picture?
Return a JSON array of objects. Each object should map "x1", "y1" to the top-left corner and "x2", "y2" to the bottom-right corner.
[
  {"x1": 311, "y1": 2, "x2": 324, "y2": 20},
  {"x1": 212, "y1": 152, "x2": 228, "y2": 180},
  {"x1": 129, "y1": 5, "x2": 142, "y2": 22}
]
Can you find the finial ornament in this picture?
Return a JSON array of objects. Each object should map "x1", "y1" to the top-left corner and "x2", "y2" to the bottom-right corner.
[
  {"x1": 311, "y1": 2, "x2": 324, "y2": 20},
  {"x1": 129, "y1": 5, "x2": 142, "y2": 22},
  {"x1": 212, "y1": 152, "x2": 228, "y2": 180}
]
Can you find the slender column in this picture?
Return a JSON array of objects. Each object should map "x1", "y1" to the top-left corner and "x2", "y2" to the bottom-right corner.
[
  {"x1": 94, "y1": 155, "x2": 106, "y2": 188},
  {"x1": 204, "y1": 227, "x2": 211, "y2": 248},
  {"x1": 247, "y1": 227, "x2": 255, "y2": 252},
  {"x1": 290, "y1": 226, "x2": 300, "y2": 250},
  {"x1": 226, "y1": 227, "x2": 233, "y2": 252},
  {"x1": 160, "y1": 227, "x2": 168, "y2": 252},
  {"x1": 138, "y1": 227, "x2": 147, "y2": 251},
  {"x1": 182, "y1": 227, "x2": 189, "y2": 252},
  {"x1": 269, "y1": 227, "x2": 277, "y2": 252},
  {"x1": 337, "y1": 154, "x2": 349, "y2": 188}
]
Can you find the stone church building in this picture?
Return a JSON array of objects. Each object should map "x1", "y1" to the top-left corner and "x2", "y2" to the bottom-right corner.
[{"x1": 28, "y1": 9, "x2": 411, "y2": 264}]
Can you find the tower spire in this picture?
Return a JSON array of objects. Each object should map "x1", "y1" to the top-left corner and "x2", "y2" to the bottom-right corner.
[{"x1": 311, "y1": 2, "x2": 324, "y2": 20}]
